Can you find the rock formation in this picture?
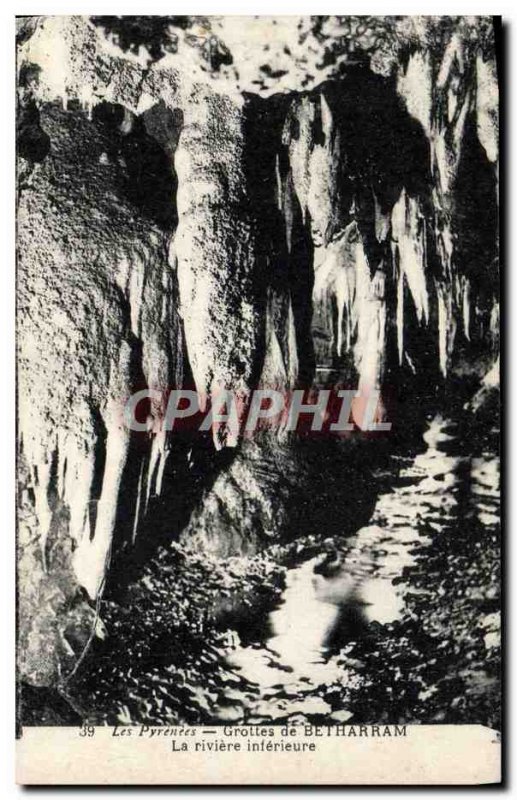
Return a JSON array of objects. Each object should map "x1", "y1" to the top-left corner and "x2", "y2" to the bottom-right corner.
[{"x1": 16, "y1": 16, "x2": 499, "y2": 686}]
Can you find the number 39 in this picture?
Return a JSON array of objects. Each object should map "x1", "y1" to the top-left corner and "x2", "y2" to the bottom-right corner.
[{"x1": 79, "y1": 723, "x2": 95, "y2": 737}]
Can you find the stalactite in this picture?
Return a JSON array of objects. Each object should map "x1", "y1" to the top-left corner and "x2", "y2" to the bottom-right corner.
[
  {"x1": 391, "y1": 190, "x2": 429, "y2": 326},
  {"x1": 312, "y1": 223, "x2": 358, "y2": 363},
  {"x1": 172, "y1": 86, "x2": 264, "y2": 448},
  {"x1": 30, "y1": 458, "x2": 53, "y2": 570},
  {"x1": 353, "y1": 241, "x2": 387, "y2": 414},
  {"x1": 63, "y1": 436, "x2": 96, "y2": 546},
  {"x1": 144, "y1": 426, "x2": 169, "y2": 511},
  {"x1": 436, "y1": 280, "x2": 458, "y2": 378},
  {"x1": 476, "y1": 52, "x2": 499, "y2": 165},
  {"x1": 72, "y1": 402, "x2": 131, "y2": 599},
  {"x1": 259, "y1": 299, "x2": 289, "y2": 390}
]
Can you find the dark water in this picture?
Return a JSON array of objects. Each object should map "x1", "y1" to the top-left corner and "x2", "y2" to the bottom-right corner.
[{"x1": 209, "y1": 412, "x2": 501, "y2": 726}]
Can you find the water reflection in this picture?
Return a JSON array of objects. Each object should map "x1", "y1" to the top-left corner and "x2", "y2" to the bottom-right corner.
[{"x1": 216, "y1": 413, "x2": 500, "y2": 725}]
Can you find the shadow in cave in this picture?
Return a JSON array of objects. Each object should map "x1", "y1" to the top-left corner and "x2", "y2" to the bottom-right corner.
[
  {"x1": 92, "y1": 101, "x2": 180, "y2": 232},
  {"x1": 315, "y1": 66, "x2": 432, "y2": 275},
  {"x1": 449, "y1": 108, "x2": 499, "y2": 380},
  {"x1": 324, "y1": 596, "x2": 373, "y2": 655},
  {"x1": 16, "y1": 63, "x2": 51, "y2": 165},
  {"x1": 242, "y1": 92, "x2": 316, "y2": 388}
]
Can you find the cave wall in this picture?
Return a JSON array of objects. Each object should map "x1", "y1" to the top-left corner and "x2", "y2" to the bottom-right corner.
[{"x1": 16, "y1": 16, "x2": 499, "y2": 685}]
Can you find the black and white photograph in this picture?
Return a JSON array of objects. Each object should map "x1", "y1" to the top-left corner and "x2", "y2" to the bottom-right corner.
[{"x1": 14, "y1": 13, "x2": 502, "y2": 785}]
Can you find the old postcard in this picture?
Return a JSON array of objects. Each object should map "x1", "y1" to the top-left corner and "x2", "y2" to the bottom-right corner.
[{"x1": 16, "y1": 15, "x2": 501, "y2": 785}]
